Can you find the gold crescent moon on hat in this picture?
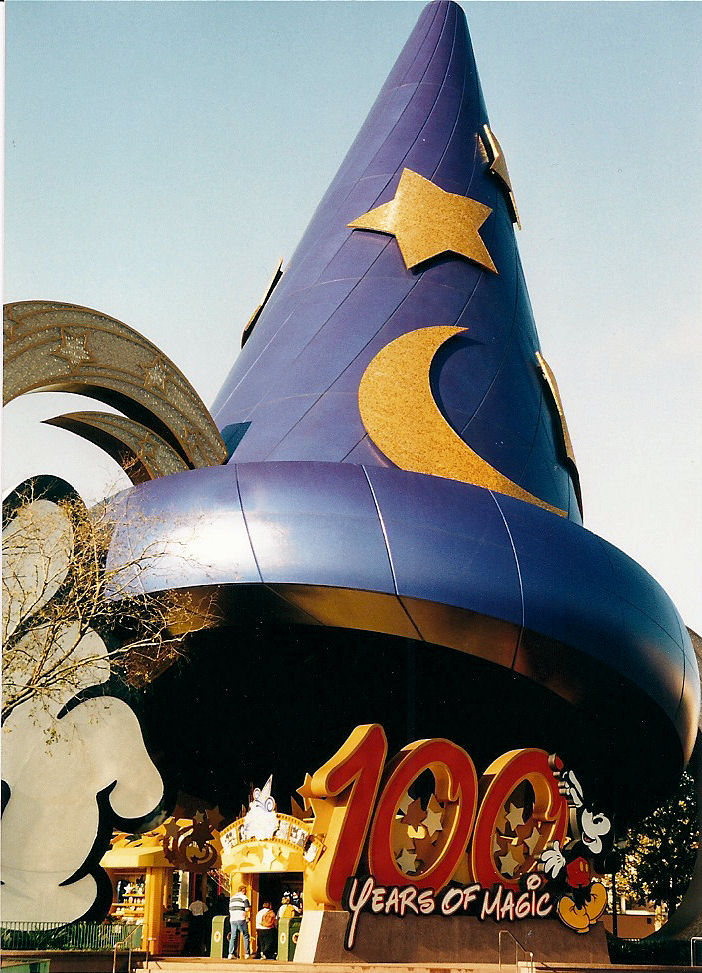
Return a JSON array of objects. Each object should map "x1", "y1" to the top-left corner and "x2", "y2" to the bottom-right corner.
[{"x1": 358, "y1": 326, "x2": 566, "y2": 517}]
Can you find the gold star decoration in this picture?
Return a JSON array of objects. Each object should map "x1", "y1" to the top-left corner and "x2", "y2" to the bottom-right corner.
[
  {"x1": 54, "y1": 330, "x2": 91, "y2": 370},
  {"x1": 413, "y1": 830, "x2": 442, "y2": 872},
  {"x1": 290, "y1": 795, "x2": 308, "y2": 820},
  {"x1": 498, "y1": 846, "x2": 522, "y2": 878},
  {"x1": 163, "y1": 819, "x2": 181, "y2": 841},
  {"x1": 141, "y1": 357, "x2": 168, "y2": 392},
  {"x1": 396, "y1": 847, "x2": 418, "y2": 875},
  {"x1": 523, "y1": 825, "x2": 542, "y2": 857},
  {"x1": 504, "y1": 802, "x2": 525, "y2": 832},
  {"x1": 391, "y1": 820, "x2": 416, "y2": 858},
  {"x1": 423, "y1": 801, "x2": 444, "y2": 838},
  {"x1": 296, "y1": 773, "x2": 314, "y2": 813},
  {"x1": 397, "y1": 792, "x2": 412, "y2": 817},
  {"x1": 348, "y1": 168, "x2": 497, "y2": 273},
  {"x1": 402, "y1": 797, "x2": 427, "y2": 831},
  {"x1": 480, "y1": 125, "x2": 521, "y2": 229},
  {"x1": 135, "y1": 435, "x2": 156, "y2": 466},
  {"x1": 207, "y1": 806, "x2": 226, "y2": 831},
  {"x1": 190, "y1": 813, "x2": 215, "y2": 846}
]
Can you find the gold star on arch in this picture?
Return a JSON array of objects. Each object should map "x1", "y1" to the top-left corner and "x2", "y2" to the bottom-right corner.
[
  {"x1": 54, "y1": 330, "x2": 91, "y2": 370},
  {"x1": 141, "y1": 357, "x2": 168, "y2": 392},
  {"x1": 402, "y1": 797, "x2": 426, "y2": 831},
  {"x1": 349, "y1": 168, "x2": 497, "y2": 273}
]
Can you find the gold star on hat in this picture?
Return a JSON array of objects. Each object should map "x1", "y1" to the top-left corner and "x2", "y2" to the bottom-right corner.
[
  {"x1": 480, "y1": 125, "x2": 521, "y2": 229},
  {"x1": 349, "y1": 168, "x2": 497, "y2": 273}
]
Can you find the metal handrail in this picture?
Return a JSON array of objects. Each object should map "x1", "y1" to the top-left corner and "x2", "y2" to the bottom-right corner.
[
  {"x1": 498, "y1": 928, "x2": 535, "y2": 972},
  {"x1": 112, "y1": 923, "x2": 143, "y2": 973}
]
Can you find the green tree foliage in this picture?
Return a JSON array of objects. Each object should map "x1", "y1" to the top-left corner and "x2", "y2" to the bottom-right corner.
[{"x1": 617, "y1": 770, "x2": 698, "y2": 918}]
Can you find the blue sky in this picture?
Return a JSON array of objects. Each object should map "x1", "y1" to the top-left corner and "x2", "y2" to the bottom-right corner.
[{"x1": 4, "y1": 1, "x2": 701, "y2": 634}]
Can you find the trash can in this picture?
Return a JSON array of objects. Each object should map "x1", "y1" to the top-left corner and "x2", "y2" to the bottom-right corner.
[
  {"x1": 210, "y1": 915, "x2": 229, "y2": 958},
  {"x1": 277, "y1": 917, "x2": 301, "y2": 961}
]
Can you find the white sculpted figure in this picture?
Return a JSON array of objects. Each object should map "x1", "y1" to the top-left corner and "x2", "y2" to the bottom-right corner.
[
  {"x1": 242, "y1": 775, "x2": 279, "y2": 841},
  {"x1": 1, "y1": 498, "x2": 164, "y2": 922}
]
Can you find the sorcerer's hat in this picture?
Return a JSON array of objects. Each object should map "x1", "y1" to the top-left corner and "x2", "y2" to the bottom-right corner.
[
  {"x1": 9, "y1": 1, "x2": 695, "y2": 811},
  {"x1": 211, "y1": 0, "x2": 581, "y2": 523}
]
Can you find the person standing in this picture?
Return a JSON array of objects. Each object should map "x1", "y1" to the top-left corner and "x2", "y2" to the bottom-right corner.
[
  {"x1": 255, "y1": 900, "x2": 277, "y2": 959},
  {"x1": 187, "y1": 897, "x2": 206, "y2": 955},
  {"x1": 277, "y1": 893, "x2": 296, "y2": 921},
  {"x1": 227, "y1": 885, "x2": 251, "y2": 959}
]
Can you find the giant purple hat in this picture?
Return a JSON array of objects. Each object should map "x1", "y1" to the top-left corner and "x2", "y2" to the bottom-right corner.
[
  {"x1": 212, "y1": 0, "x2": 581, "y2": 521},
  {"x1": 99, "y1": 1, "x2": 696, "y2": 810}
]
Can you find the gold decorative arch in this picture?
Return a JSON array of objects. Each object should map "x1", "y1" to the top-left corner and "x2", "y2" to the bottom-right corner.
[
  {"x1": 4, "y1": 301, "x2": 227, "y2": 482},
  {"x1": 44, "y1": 411, "x2": 190, "y2": 483}
]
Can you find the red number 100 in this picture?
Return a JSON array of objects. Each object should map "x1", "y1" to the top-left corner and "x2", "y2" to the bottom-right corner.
[{"x1": 304, "y1": 724, "x2": 566, "y2": 908}]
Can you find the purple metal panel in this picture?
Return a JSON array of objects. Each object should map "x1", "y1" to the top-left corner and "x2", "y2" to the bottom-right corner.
[
  {"x1": 518, "y1": 437, "x2": 573, "y2": 513},
  {"x1": 392, "y1": 1, "x2": 447, "y2": 88},
  {"x1": 404, "y1": 92, "x2": 469, "y2": 183},
  {"x1": 102, "y1": 456, "x2": 697, "y2": 764},
  {"x1": 496, "y1": 492, "x2": 688, "y2": 729},
  {"x1": 365, "y1": 467, "x2": 523, "y2": 625},
  {"x1": 227, "y1": 395, "x2": 319, "y2": 462},
  {"x1": 453, "y1": 251, "x2": 518, "y2": 343},
  {"x1": 599, "y1": 536, "x2": 690, "y2": 648},
  {"x1": 236, "y1": 462, "x2": 394, "y2": 591},
  {"x1": 298, "y1": 83, "x2": 417, "y2": 220},
  {"x1": 435, "y1": 90, "x2": 485, "y2": 193},
  {"x1": 317, "y1": 221, "x2": 394, "y2": 286},
  {"x1": 363, "y1": 234, "x2": 409, "y2": 280},
  {"x1": 278, "y1": 278, "x2": 416, "y2": 397},
  {"x1": 213, "y1": 278, "x2": 356, "y2": 420},
  {"x1": 343, "y1": 436, "x2": 394, "y2": 466},
  {"x1": 267, "y1": 392, "x2": 367, "y2": 463},
  {"x1": 366, "y1": 85, "x2": 447, "y2": 179},
  {"x1": 418, "y1": 0, "x2": 459, "y2": 88},
  {"x1": 105, "y1": 465, "x2": 260, "y2": 593}
]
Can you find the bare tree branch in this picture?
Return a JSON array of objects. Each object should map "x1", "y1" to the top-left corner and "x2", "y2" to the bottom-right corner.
[{"x1": 2, "y1": 480, "x2": 220, "y2": 723}]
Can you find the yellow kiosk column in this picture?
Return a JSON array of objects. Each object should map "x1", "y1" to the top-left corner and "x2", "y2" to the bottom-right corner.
[{"x1": 144, "y1": 867, "x2": 166, "y2": 954}]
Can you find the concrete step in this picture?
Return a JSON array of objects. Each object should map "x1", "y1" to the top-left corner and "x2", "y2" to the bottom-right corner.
[
  {"x1": 142, "y1": 960, "x2": 511, "y2": 973},
  {"x1": 141, "y1": 960, "x2": 699, "y2": 973}
]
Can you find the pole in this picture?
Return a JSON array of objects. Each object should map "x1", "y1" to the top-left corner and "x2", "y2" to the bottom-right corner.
[{"x1": 612, "y1": 869, "x2": 618, "y2": 938}]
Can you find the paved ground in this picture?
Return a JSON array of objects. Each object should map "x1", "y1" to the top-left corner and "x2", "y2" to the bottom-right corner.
[
  {"x1": 4, "y1": 954, "x2": 699, "y2": 973},
  {"x1": 143, "y1": 960, "x2": 697, "y2": 973}
]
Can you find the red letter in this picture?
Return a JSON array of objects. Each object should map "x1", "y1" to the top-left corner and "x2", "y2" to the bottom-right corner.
[
  {"x1": 304, "y1": 724, "x2": 387, "y2": 906},
  {"x1": 368, "y1": 739, "x2": 478, "y2": 892},
  {"x1": 471, "y1": 749, "x2": 568, "y2": 891}
]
